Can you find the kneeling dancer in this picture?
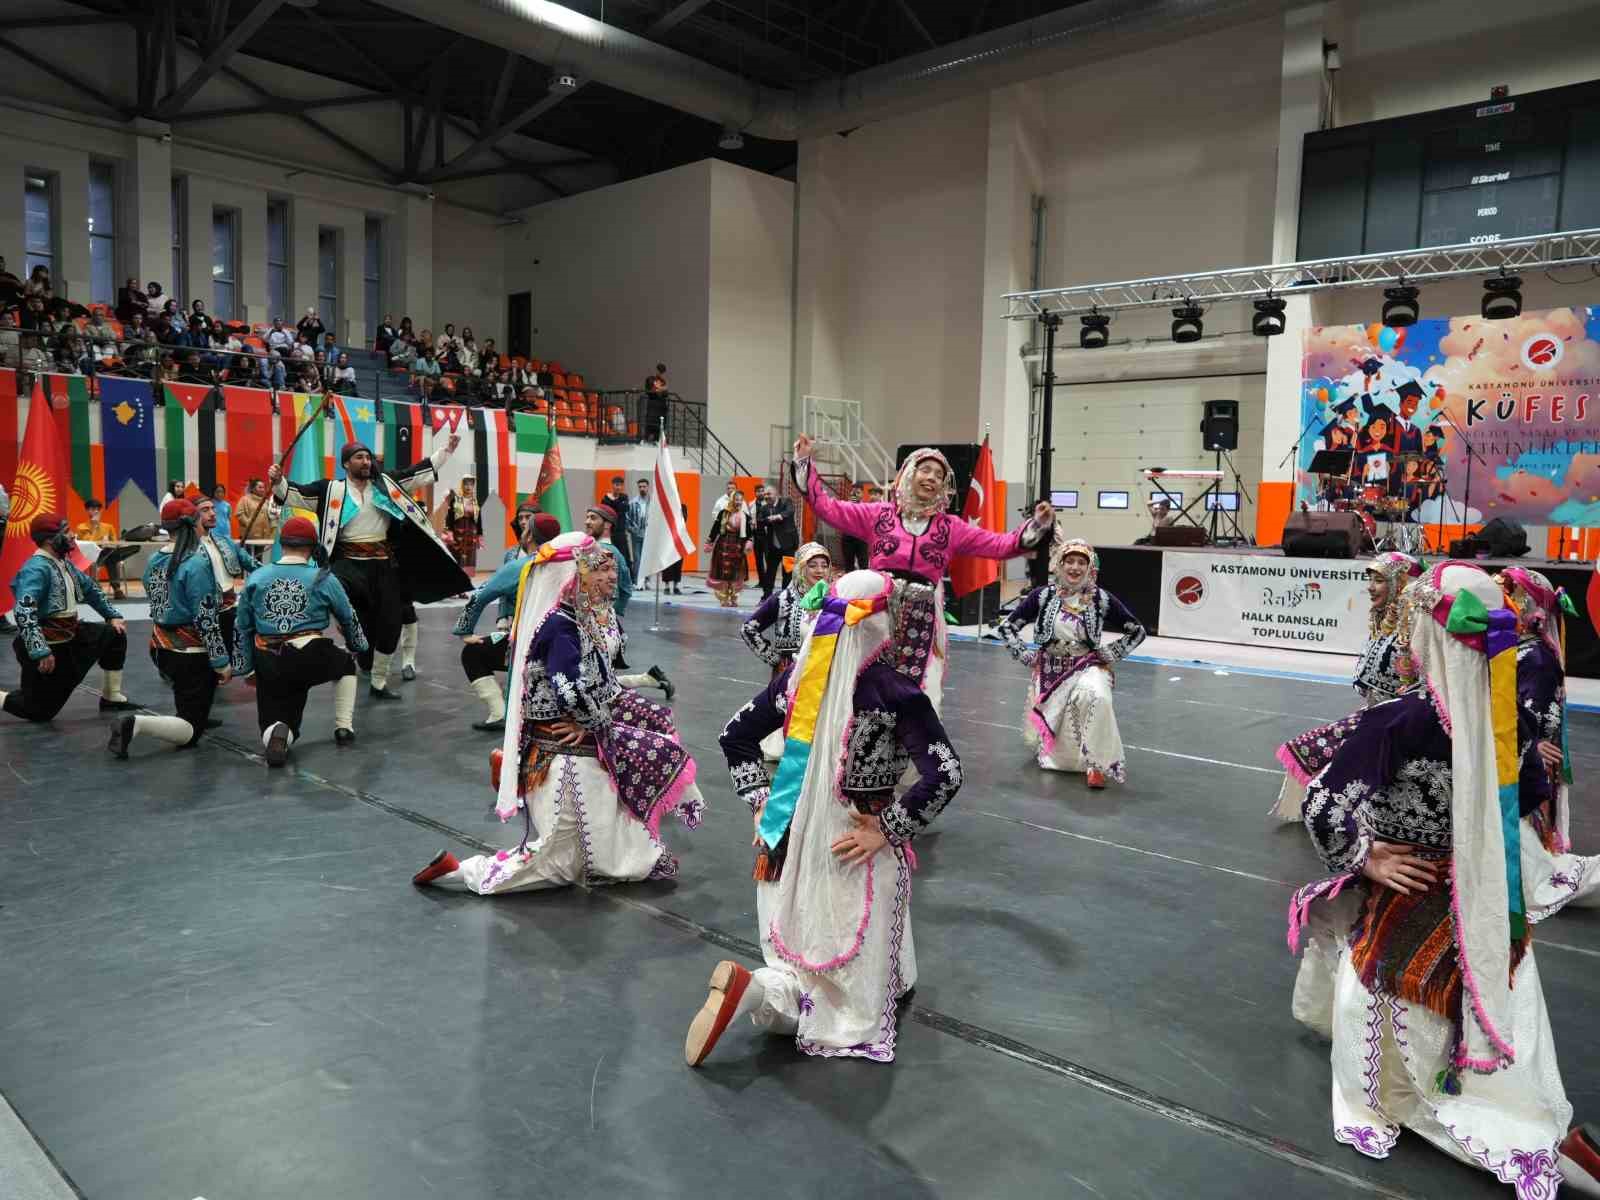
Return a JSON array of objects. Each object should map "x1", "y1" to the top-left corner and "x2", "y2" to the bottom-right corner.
[
  {"x1": 2, "y1": 513, "x2": 132, "y2": 721},
  {"x1": 110, "y1": 500, "x2": 230, "y2": 757},
  {"x1": 233, "y1": 517, "x2": 368, "y2": 766},
  {"x1": 739, "y1": 540, "x2": 830, "y2": 761},
  {"x1": 413, "y1": 532, "x2": 703, "y2": 895},
  {"x1": 999, "y1": 538, "x2": 1145, "y2": 788},
  {"x1": 687, "y1": 570, "x2": 963, "y2": 1065},
  {"x1": 1286, "y1": 562, "x2": 1594, "y2": 1196}
]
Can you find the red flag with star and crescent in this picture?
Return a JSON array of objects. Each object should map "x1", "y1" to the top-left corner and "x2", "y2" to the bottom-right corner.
[
  {"x1": 1, "y1": 389, "x2": 93, "y2": 615},
  {"x1": 949, "y1": 435, "x2": 1000, "y2": 598}
]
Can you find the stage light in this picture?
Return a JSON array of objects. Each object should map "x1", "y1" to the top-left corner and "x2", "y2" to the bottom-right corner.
[
  {"x1": 1079, "y1": 310, "x2": 1110, "y2": 349},
  {"x1": 1251, "y1": 294, "x2": 1287, "y2": 337},
  {"x1": 717, "y1": 128, "x2": 745, "y2": 150},
  {"x1": 1482, "y1": 274, "x2": 1523, "y2": 320},
  {"x1": 1381, "y1": 284, "x2": 1420, "y2": 327},
  {"x1": 1170, "y1": 303, "x2": 1203, "y2": 344}
]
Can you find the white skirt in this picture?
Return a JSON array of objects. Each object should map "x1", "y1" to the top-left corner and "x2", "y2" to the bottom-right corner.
[
  {"x1": 748, "y1": 849, "x2": 917, "y2": 1061},
  {"x1": 431, "y1": 754, "x2": 682, "y2": 894},
  {"x1": 1296, "y1": 912, "x2": 1572, "y2": 1196},
  {"x1": 1522, "y1": 816, "x2": 1600, "y2": 923},
  {"x1": 1023, "y1": 665, "x2": 1125, "y2": 780}
]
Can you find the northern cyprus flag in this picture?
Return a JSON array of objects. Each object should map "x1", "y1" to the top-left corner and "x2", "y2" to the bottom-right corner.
[{"x1": 636, "y1": 430, "x2": 694, "y2": 579}]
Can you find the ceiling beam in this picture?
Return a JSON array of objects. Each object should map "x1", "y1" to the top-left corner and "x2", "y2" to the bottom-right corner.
[
  {"x1": 486, "y1": 50, "x2": 519, "y2": 127},
  {"x1": 420, "y1": 91, "x2": 573, "y2": 181},
  {"x1": 0, "y1": 16, "x2": 127, "y2": 31},
  {"x1": 293, "y1": 4, "x2": 406, "y2": 97},
  {"x1": 892, "y1": 0, "x2": 938, "y2": 49},
  {"x1": 168, "y1": 93, "x2": 394, "y2": 124},
  {"x1": 157, "y1": 0, "x2": 285, "y2": 118},
  {"x1": 0, "y1": 34, "x2": 132, "y2": 118},
  {"x1": 648, "y1": 0, "x2": 717, "y2": 38},
  {"x1": 219, "y1": 63, "x2": 398, "y2": 182}
]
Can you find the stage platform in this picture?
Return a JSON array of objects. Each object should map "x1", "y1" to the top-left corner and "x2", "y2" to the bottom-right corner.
[{"x1": 1096, "y1": 542, "x2": 1599, "y2": 679}]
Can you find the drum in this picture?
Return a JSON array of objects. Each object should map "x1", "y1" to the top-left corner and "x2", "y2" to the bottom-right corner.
[{"x1": 1361, "y1": 485, "x2": 1385, "y2": 504}]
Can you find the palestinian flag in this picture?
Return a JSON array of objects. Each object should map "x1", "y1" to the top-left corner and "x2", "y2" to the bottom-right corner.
[
  {"x1": 162, "y1": 380, "x2": 219, "y2": 495},
  {"x1": 382, "y1": 399, "x2": 422, "y2": 470}
]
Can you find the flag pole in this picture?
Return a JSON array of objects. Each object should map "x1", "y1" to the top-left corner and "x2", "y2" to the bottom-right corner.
[
  {"x1": 650, "y1": 572, "x2": 662, "y2": 632},
  {"x1": 977, "y1": 423, "x2": 990, "y2": 638}
]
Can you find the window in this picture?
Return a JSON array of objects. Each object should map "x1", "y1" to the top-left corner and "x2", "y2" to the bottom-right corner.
[
  {"x1": 211, "y1": 208, "x2": 239, "y2": 320},
  {"x1": 88, "y1": 162, "x2": 116, "y2": 305},
  {"x1": 170, "y1": 177, "x2": 186, "y2": 302},
  {"x1": 363, "y1": 216, "x2": 382, "y2": 337},
  {"x1": 1048, "y1": 489, "x2": 1078, "y2": 509},
  {"x1": 266, "y1": 199, "x2": 289, "y2": 321},
  {"x1": 24, "y1": 172, "x2": 55, "y2": 279},
  {"x1": 317, "y1": 226, "x2": 339, "y2": 338},
  {"x1": 1096, "y1": 491, "x2": 1130, "y2": 510}
]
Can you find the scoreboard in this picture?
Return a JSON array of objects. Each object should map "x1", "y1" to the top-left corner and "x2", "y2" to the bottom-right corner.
[{"x1": 1298, "y1": 79, "x2": 1600, "y2": 259}]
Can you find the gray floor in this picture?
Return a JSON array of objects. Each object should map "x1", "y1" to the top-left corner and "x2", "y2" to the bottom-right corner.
[{"x1": 1, "y1": 604, "x2": 1596, "y2": 1199}]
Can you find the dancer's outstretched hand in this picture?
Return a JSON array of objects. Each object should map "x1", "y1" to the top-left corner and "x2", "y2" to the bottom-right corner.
[
  {"x1": 831, "y1": 810, "x2": 888, "y2": 865},
  {"x1": 1362, "y1": 841, "x2": 1438, "y2": 895},
  {"x1": 794, "y1": 433, "x2": 814, "y2": 460}
]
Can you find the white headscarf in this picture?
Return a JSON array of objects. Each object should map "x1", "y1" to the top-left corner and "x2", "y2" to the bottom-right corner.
[
  {"x1": 790, "y1": 541, "x2": 830, "y2": 593},
  {"x1": 892, "y1": 448, "x2": 956, "y2": 522}
]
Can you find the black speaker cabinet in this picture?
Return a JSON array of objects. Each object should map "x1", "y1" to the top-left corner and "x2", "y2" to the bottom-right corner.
[
  {"x1": 1282, "y1": 511, "x2": 1363, "y2": 558},
  {"x1": 1201, "y1": 399, "x2": 1239, "y2": 451}
]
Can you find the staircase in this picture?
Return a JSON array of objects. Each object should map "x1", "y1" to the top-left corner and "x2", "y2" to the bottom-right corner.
[{"x1": 801, "y1": 395, "x2": 894, "y2": 497}]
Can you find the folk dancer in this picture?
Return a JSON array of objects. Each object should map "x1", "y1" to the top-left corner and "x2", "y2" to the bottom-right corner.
[
  {"x1": 108, "y1": 500, "x2": 230, "y2": 758},
  {"x1": 707, "y1": 489, "x2": 751, "y2": 607},
  {"x1": 790, "y1": 433, "x2": 1053, "y2": 710},
  {"x1": 2, "y1": 514, "x2": 133, "y2": 722},
  {"x1": 687, "y1": 570, "x2": 963, "y2": 1065},
  {"x1": 196, "y1": 492, "x2": 261, "y2": 654},
  {"x1": 232, "y1": 516, "x2": 368, "y2": 767},
  {"x1": 998, "y1": 538, "x2": 1146, "y2": 788},
  {"x1": 583, "y1": 501, "x2": 633, "y2": 668},
  {"x1": 268, "y1": 436, "x2": 467, "y2": 700},
  {"x1": 443, "y1": 477, "x2": 483, "y2": 572},
  {"x1": 1500, "y1": 567, "x2": 1600, "y2": 918},
  {"x1": 1283, "y1": 562, "x2": 1594, "y2": 1197},
  {"x1": 740, "y1": 541, "x2": 830, "y2": 762},
  {"x1": 412, "y1": 532, "x2": 704, "y2": 895}
]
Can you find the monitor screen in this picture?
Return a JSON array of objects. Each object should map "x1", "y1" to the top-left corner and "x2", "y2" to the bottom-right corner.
[
  {"x1": 1050, "y1": 489, "x2": 1079, "y2": 509},
  {"x1": 1205, "y1": 492, "x2": 1240, "y2": 512},
  {"x1": 1148, "y1": 489, "x2": 1183, "y2": 507},
  {"x1": 1097, "y1": 491, "x2": 1130, "y2": 510}
]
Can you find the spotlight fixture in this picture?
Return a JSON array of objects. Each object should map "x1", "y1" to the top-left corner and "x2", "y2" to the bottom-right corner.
[
  {"x1": 718, "y1": 128, "x2": 745, "y2": 151},
  {"x1": 1251, "y1": 294, "x2": 1287, "y2": 337},
  {"x1": 1481, "y1": 273, "x2": 1523, "y2": 321},
  {"x1": 1170, "y1": 303, "x2": 1204, "y2": 344},
  {"x1": 548, "y1": 72, "x2": 579, "y2": 93},
  {"x1": 1381, "y1": 284, "x2": 1420, "y2": 327},
  {"x1": 1079, "y1": 310, "x2": 1110, "y2": 349}
]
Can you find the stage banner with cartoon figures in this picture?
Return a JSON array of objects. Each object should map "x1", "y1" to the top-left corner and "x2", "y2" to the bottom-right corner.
[
  {"x1": 1298, "y1": 305, "x2": 1600, "y2": 526},
  {"x1": 1158, "y1": 553, "x2": 1369, "y2": 654}
]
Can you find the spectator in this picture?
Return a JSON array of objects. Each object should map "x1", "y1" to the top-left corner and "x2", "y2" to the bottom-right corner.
[
  {"x1": 20, "y1": 295, "x2": 50, "y2": 332},
  {"x1": 20, "y1": 334, "x2": 50, "y2": 374},
  {"x1": 188, "y1": 299, "x2": 215, "y2": 341},
  {"x1": 333, "y1": 352, "x2": 357, "y2": 394},
  {"x1": 644, "y1": 361, "x2": 669, "y2": 441},
  {"x1": 436, "y1": 322, "x2": 457, "y2": 354},
  {"x1": 256, "y1": 345, "x2": 287, "y2": 390},
  {"x1": 481, "y1": 368, "x2": 512, "y2": 407},
  {"x1": 511, "y1": 384, "x2": 543, "y2": 412},
  {"x1": 297, "y1": 306, "x2": 325, "y2": 345},
  {"x1": 165, "y1": 479, "x2": 187, "y2": 506},
  {"x1": 411, "y1": 346, "x2": 442, "y2": 388},
  {"x1": 23, "y1": 264, "x2": 51, "y2": 298},
  {"x1": 321, "y1": 331, "x2": 339, "y2": 363},
  {"x1": 263, "y1": 315, "x2": 295, "y2": 356},
  {"x1": 415, "y1": 328, "x2": 435, "y2": 358},
  {"x1": 154, "y1": 299, "x2": 182, "y2": 343},
  {"x1": 626, "y1": 478, "x2": 650, "y2": 581},
  {"x1": 235, "y1": 478, "x2": 274, "y2": 539},
  {"x1": 0, "y1": 255, "x2": 20, "y2": 289},
  {"x1": 387, "y1": 335, "x2": 416, "y2": 368},
  {"x1": 145, "y1": 280, "x2": 166, "y2": 310},
  {"x1": 710, "y1": 478, "x2": 740, "y2": 518},
  {"x1": 178, "y1": 349, "x2": 210, "y2": 383},
  {"x1": 480, "y1": 337, "x2": 499, "y2": 370},
  {"x1": 291, "y1": 333, "x2": 313, "y2": 361},
  {"x1": 116, "y1": 276, "x2": 149, "y2": 323},
  {"x1": 457, "y1": 328, "x2": 479, "y2": 375},
  {"x1": 222, "y1": 353, "x2": 255, "y2": 384},
  {"x1": 294, "y1": 360, "x2": 321, "y2": 393},
  {"x1": 86, "y1": 311, "x2": 117, "y2": 360},
  {"x1": 210, "y1": 484, "x2": 232, "y2": 531},
  {"x1": 508, "y1": 358, "x2": 538, "y2": 391},
  {"x1": 129, "y1": 330, "x2": 162, "y2": 379},
  {"x1": 374, "y1": 314, "x2": 397, "y2": 354},
  {"x1": 55, "y1": 333, "x2": 92, "y2": 376},
  {"x1": 221, "y1": 327, "x2": 246, "y2": 354},
  {"x1": 75, "y1": 499, "x2": 135, "y2": 600},
  {"x1": 313, "y1": 350, "x2": 332, "y2": 389},
  {"x1": 0, "y1": 311, "x2": 19, "y2": 365}
]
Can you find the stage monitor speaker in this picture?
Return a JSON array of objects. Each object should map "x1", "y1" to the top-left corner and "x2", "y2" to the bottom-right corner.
[
  {"x1": 1201, "y1": 399, "x2": 1239, "y2": 451},
  {"x1": 1154, "y1": 525, "x2": 1210, "y2": 547},
  {"x1": 1282, "y1": 511, "x2": 1362, "y2": 558},
  {"x1": 947, "y1": 580, "x2": 1001, "y2": 626},
  {"x1": 1479, "y1": 517, "x2": 1530, "y2": 558},
  {"x1": 895, "y1": 443, "x2": 980, "y2": 513}
]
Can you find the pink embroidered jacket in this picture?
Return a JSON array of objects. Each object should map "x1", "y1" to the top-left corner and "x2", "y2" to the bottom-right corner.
[{"x1": 798, "y1": 460, "x2": 1041, "y2": 584}]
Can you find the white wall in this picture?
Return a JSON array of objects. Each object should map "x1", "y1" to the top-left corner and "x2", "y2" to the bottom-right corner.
[{"x1": 431, "y1": 204, "x2": 508, "y2": 351}]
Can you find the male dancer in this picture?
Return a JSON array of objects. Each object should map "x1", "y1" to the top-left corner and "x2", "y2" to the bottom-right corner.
[
  {"x1": 687, "y1": 570, "x2": 963, "y2": 1065},
  {"x1": 233, "y1": 516, "x2": 368, "y2": 767},
  {"x1": 583, "y1": 501, "x2": 633, "y2": 667},
  {"x1": 2, "y1": 513, "x2": 133, "y2": 721},
  {"x1": 268, "y1": 435, "x2": 466, "y2": 700},
  {"x1": 195, "y1": 492, "x2": 261, "y2": 654},
  {"x1": 109, "y1": 500, "x2": 230, "y2": 758}
]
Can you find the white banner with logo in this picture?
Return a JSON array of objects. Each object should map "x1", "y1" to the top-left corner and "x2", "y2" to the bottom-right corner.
[{"x1": 1158, "y1": 553, "x2": 1371, "y2": 654}]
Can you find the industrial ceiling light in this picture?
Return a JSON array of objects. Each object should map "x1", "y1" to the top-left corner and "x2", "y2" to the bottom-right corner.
[
  {"x1": 548, "y1": 72, "x2": 579, "y2": 93},
  {"x1": 1481, "y1": 273, "x2": 1523, "y2": 320},
  {"x1": 1170, "y1": 303, "x2": 1204, "y2": 344},
  {"x1": 1251, "y1": 294, "x2": 1287, "y2": 337},
  {"x1": 1079, "y1": 310, "x2": 1110, "y2": 349},
  {"x1": 718, "y1": 127, "x2": 745, "y2": 151},
  {"x1": 1381, "y1": 283, "x2": 1420, "y2": 327}
]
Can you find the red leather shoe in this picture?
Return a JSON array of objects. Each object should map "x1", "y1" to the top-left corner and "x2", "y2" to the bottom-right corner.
[
  {"x1": 1560, "y1": 1125, "x2": 1600, "y2": 1197},
  {"x1": 685, "y1": 960, "x2": 754, "y2": 1067},
  {"x1": 489, "y1": 748, "x2": 504, "y2": 792},
  {"x1": 412, "y1": 851, "x2": 460, "y2": 887},
  {"x1": 1086, "y1": 768, "x2": 1107, "y2": 789}
]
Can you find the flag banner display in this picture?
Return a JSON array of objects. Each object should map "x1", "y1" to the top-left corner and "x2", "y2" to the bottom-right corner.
[
  {"x1": 63, "y1": 375, "x2": 96, "y2": 506},
  {"x1": 637, "y1": 432, "x2": 695, "y2": 578},
  {"x1": 429, "y1": 404, "x2": 469, "y2": 502},
  {"x1": 99, "y1": 375, "x2": 159, "y2": 503},
  {"x1": 470, "y1": 407, "x2": 511, "y2": 509},
  {"x1": 163, "y1": 382, "x2": 218, "y2": 495},
  {"x1": 278, "y1": 393, "x2": 328, "y2": 485},
  {"x1": 513, "y1": 411, "x2": 551, "y2": 498},
  {"x1": 533, "y1": 420, "x2": 572, "y2": 531},
  {"x1": 0, "y1": 368, "x2": 19, "y2": 487},
  {"x1": 1, "y1": 389, "x2": 69, "y2": 614},
  {"x1": 1298, "y1": 305, "x2": 1600, "y2": 527},
  {"x1": 223, "y1": 386, "x2": 274, "y2": 493},
  {"x1": 1157, "y1": 551, "x2": 1369, "y2": 654},
  {"x1": 330, "y1": 395, "x2": 380, "y2": 480},
  {"x1": 381, "y1": 398, "x2": 422, "y2": 469},
  {"x1": 949, "y1": 435, "x2": 1000, "y2": 598}
]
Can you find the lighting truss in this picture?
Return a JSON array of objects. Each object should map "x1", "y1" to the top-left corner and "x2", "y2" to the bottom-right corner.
[{"x1": 1001, "y1": 228, "x2": 1600, "y2": 321}]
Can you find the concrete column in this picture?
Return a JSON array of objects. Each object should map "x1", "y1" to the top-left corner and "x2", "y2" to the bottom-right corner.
[
  {"x1": 393, "y1": 193, "x2": 433, "y2": 333},
  {"x1": 340, "y1": 215, "x2": 366, "y2": 348},
  {"x1": 292, "y1": 201, "x2": 319, "y2": 328},
  {"x1": 184, "y1": 175, "x2": 213, "y2": 316},
  {"x1": 238, "y1": 198, "x2": 267, "y2": 326},
  {"x1": 129, "y1": 123, "x2": 172, "y2": 293},
  {"x1": 1259, "y1": 3, "x2": 1335, "y2": 543},
  {"x1": 55, "y1": 153, "x2": 91, "y2": 306},
  {"x1": 790, "y1": 134, "x2": 849, "y2": 436}
]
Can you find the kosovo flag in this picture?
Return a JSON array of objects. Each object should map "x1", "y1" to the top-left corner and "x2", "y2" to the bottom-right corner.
[{"x1": 99, "y1": 377, "x2": 159, "y2": 503}]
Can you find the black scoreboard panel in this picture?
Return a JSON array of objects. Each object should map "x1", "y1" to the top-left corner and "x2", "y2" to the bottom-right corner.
[{"x1": 1298, "y1": 80, "x2": 1600, "y2": 259}]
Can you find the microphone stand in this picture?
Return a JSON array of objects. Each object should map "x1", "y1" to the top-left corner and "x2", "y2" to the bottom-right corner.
[
  {"x1": 1277, "y1": 407, "x2": 1324, "y2": 471},
  {"x1": 1429, "y1": 405, "x2": 1487, "y2": 555}
]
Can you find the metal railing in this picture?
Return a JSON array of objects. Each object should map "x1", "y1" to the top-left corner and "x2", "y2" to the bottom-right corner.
[{"x1": 801, "y1": 394, "x2": 893, "y2": 492}]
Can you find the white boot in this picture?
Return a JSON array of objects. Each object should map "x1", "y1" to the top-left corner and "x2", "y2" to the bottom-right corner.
[
  {"x1": 134, "y1": 714, "x2": 195, "y2": 746},
  {"x1": 333, "y1": 674, "x2": 357, "y2": 733},
  {"x1": 398, "y1": 621, "x2": 419, "y2": 679},
  {"x1": 262, "y1": 721, "x2": 295, "y2": 767},
  {"x1": 470, "y1": 676, "x2": 505, "y2": 728},
  {"x1": 101, "y1": 669, "x2": 130, "y2": 703},
  {"x1": 369, "y1": 651, "x2": 398, "y2": 698}
]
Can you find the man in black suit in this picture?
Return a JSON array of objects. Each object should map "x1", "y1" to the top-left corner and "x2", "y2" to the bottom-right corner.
[{"x1": 754, "y1": 483, "x2": 798, "y2": 598}]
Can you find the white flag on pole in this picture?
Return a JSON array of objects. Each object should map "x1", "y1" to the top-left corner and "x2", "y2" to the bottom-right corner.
[{"x1": 637, "y1": 431, "x2": 694, "y2": 579}]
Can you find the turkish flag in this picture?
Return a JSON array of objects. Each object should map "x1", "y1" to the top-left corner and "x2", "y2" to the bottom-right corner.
[
  {"x1": 949, "y1": 436, "x2": 1000, "y2": 598},
  {"x1": 1, "y1": 388, "x2": 71, "y2": 615}
]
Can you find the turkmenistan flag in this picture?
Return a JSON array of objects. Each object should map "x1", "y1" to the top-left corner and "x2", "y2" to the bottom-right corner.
[
  {"x1": 163, "y1": 381, "x2": 218, "y2": 495},
  {"x1": 514, "y1": 411, "x2": 571, "y2": 530}
]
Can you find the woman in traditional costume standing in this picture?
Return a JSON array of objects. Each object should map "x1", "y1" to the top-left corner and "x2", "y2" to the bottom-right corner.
[
  {"x1": 707, "y1": 488, "x2": 751, "y2": 606},
  {"x1": 413, "y1": 532, "x2": 703, "y2": 894},
  {"x1": 789, "y1": 433, "x2": 1052, "y2": 710},
  {"x1": 1352, "y1": 552, "x2": 1425, "y2": 708},
  {"x1": 443, "y1": 476, "x2": 483, "y2": 573}
]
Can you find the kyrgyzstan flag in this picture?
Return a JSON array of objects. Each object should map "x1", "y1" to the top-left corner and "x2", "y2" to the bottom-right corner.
[
  {"x1": 636, "y1": 430, "x2": 694, "y2": 579},
  {"x1": 1, "y1": 387, "x2": 73, "y2": 615},
  {"x1": 948, "y1": 435, "x2": 1000, "y2": 598}
]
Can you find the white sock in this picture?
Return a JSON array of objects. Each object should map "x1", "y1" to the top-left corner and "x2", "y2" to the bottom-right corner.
[
  {"x1": 103, "y1": 669, "x2": 127, "y2": 702},
  {"x1": 469, "y1": 675, "x2": 506, "y2": 722},
  {"x1": 399, "y1": 622, "x2": 419, "y2": 670},
  {"x1": 333, "y1": 675, "x2": 357, "y2": 731},
  {"x1": 616, "y1": 673, "x2": 652, "y2": 689},
  {"x1": 133, "y1": 714, "x2": 194, "y2": 746},
  {"x1": 262, "y1": 722, "x2": 296, "y2": 749},
  {"x1": 370, "y1": 651, "x2": 393, "y2": 692}
]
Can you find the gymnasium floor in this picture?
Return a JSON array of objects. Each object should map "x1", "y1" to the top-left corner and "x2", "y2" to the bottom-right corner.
[{"x1": 1, "y1": 595, "x2": 1595, "y2": 1199}]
